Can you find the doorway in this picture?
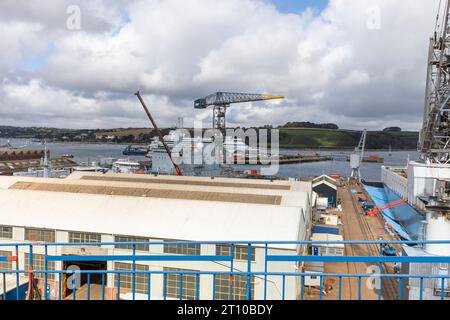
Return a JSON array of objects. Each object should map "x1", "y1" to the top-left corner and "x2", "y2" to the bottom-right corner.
[{"x1": 62, "y1": 260, "x2": 107, "y2": 299}]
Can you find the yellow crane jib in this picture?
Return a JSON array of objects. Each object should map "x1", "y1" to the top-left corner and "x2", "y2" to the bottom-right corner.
[{"x1": 261, "y1": 95, "x2": 285, "y2": 101}]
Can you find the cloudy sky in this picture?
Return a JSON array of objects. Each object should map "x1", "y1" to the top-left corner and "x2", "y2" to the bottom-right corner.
[{"x1": 0, "y1": 0, "x2": 442, "y2": 130}]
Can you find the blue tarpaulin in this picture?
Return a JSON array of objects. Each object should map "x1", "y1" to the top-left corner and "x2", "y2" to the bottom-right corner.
[{"x1": 363, "y1": 185, "x2": 425, "y2": 241}]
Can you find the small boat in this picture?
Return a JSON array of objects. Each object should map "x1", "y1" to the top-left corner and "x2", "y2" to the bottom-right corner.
[
  {"x1": 111, "y1": 159, "x2": 145, "y2": 174},
  {"x1": 72, "y1": 164, "x2": 108, "y2": 173},
  {"x1": 73, "y1": 161, "x2": 108, "y2": 173},
  {"x1": 0, "y1": 141, "x2": 13, "y2": 149},
  {"x1": 61, "y1": 154, "x2": 74, "y2": 159},
  {"x1": 363, "y1": 155, "x2": 384, "y2": 163},
  {"x1": 122, "y1": 145, "x2": 149, "y2": 156}
]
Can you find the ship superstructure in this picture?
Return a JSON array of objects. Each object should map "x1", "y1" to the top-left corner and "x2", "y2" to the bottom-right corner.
[{"x1": 149, "y1": 130, "x2": 222, "y2": 176}]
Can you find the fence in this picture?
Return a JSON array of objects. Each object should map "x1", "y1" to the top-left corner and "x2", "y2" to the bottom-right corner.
[{"x1": 0, "y1": 240, "x2": 449, "y2": 301}]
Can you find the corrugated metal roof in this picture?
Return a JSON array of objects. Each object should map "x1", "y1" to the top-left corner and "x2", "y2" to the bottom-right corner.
[
  {"x1": 9, "y1": 181, "x2": 282, "y2": 205},
  {"x1": 80, "y1": 175, "x2": 292, "y2": 190},
  {"x1": 0, "y1": 189, "x2": 304, "y2": 249},
  {"x1": 312, "y1": 175, "x2": 337, "y2": 189},
  {"x1": 0, "y1": 173, "x2": 312, "y2": 248}
]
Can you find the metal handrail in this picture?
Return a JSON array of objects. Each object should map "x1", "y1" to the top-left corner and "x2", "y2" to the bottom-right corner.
[
  {"x1": 0, "y1": 240, "x2": 449, "y2": 301},
  {"x1": 1, "y1": 240, "x2": 450, "y2": 247}
]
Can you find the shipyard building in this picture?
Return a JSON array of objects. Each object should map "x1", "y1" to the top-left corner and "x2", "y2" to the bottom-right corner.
[
  {"x1": 0, "y1": 172, "x2": 313, "y2": 300},
  {"x1": 380, "y1": 163, "x2": 450, "y2": 300}
]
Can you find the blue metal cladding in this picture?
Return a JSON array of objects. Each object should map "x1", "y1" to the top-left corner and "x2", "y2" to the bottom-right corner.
[
  {"x1": 312, "y1": 226, "x2": 340, "y2": 235},
  {"x1": 0, "y1": 282, "x2": 27, "y2": 301},
  {"x1": 0, "y1": 240, "x2": 449, "y2": 301},
  {"x1": 45, "y1": 255, "x2": 233, "y2": 262}
]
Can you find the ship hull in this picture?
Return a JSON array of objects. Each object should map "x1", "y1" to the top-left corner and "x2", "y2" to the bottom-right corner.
[{"x1": 123, "y1": 151, "x2": 147, "y2": 156}]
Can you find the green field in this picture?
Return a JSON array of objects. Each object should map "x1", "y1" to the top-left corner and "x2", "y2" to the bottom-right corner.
[{"x1": 278, "y1": 128, "x2": 419, "y2": 150}]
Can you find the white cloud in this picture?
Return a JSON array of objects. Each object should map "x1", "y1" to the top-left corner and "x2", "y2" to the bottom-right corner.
[
  {"x1": 0, "y1": 0, "x2": 442, "y2": 130},
  {"x1": 0, "y1": 79, "x2": 186, "y2": 129},
  {"x1": 0, "y1": 21, "x2": 46, "y2": 69},
  {"x1": 340, "y1": 70, "x2": 370, "y2": 87}
]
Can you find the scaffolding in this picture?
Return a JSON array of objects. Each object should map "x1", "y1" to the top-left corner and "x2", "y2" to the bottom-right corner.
[{"x1": 419, "y1": 0, "x2": 450, "y2": 164}]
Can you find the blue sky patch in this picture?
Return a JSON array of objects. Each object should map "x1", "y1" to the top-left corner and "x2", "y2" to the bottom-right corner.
[
  {"x1": 271, "y1": 0, "x2": 329, "y2": 14},
  {"x1": 18, "y1": 44, "x2": 54, "y2": 72}
]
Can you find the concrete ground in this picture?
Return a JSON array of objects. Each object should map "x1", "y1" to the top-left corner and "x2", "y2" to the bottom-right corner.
[
  {"x1": 64, "y1": 284, "x2": 104, "y2": 300},
  {"x1": 304, "y1": 182, "x2": 399, "y2": 300}
]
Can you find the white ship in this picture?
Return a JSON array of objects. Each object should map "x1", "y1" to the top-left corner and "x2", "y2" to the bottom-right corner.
[
  {"x1": 149, "y1": 130, "x2": 222, "y2": 176},
  {"x1": 222, "y1": 136, "x2": 264, "y2": 162},
  {"x1": 110, "y1": 159, "x2": 145, "y2": 174},
  {"x1": 72, "y1": 161, "x2": 108, "y2": 173}
]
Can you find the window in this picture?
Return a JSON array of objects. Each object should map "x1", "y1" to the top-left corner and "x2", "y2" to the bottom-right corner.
[
  {"x1": 164, "y1": 267, "x2": 199, "y2": 300},
  {"x1": 114, "y1": 236, "x2": 149, "y2": 251},
  {"x1": 68, "y1": 232, "x2": 101, "y2": 244},
  {"x1": 163, "y1": 240, "x2": 200, "y2": 256},
  {"x1": 114, "y1": 262, "x2": 149, "y2": 294},
  {"x1": 25, "y1": 228, "x2": 55, "y2": 242},
  {"x1": 434, "y1": 264, "x2": 450, "y2": 297},
  {"x1": 24, "y1": 253, "x2": 55, "y2": 280},
  {"x1": 216, "y1": 245, "x2": 255, "y2": 262},
  {"x1": 0, "y1": 226, "x2": 12, "y2": 239},
  {"x1": 214, "y1": 274, "x2": 255, "y2": 300},
  {"x1": 0, "y1": 250, "x2": 12, "y2": 271}
]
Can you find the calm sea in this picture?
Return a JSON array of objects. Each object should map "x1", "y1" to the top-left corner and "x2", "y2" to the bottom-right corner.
[{"x1": 0, "y1": 138, "x2": 418, "y2": 182}]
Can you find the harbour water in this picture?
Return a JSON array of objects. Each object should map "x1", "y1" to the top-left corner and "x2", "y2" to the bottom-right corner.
[
  {"x1": 274, "y1": 149, "x2": 418, "y2": 181},
  {"x1": 0, "y1": 138, "x2": 418, "y2": 181}
]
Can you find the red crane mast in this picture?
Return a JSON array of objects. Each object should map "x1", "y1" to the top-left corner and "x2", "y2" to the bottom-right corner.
[
  {"x1": 366, "y1": 199, "x2": 407, "y2": 217},
  {"x1": 135, "y1": 91, "x2": 183, "y2": 176}
]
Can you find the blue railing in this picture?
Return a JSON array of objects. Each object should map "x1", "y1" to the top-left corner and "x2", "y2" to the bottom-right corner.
[{"x1": 0, "y1": 240, "x2": 449, "y2": 301}]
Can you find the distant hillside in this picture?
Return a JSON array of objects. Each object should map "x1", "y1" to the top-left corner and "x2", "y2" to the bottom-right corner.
[
  {"x1": 278, "y1": 122, "x2": 339, "y2": 130},
  {"x1": 278, "y1": 128, "x2": 418, "y2": 150},
  {"x1": 0, "y1": 125, "x2": 419, "y2": 150}
]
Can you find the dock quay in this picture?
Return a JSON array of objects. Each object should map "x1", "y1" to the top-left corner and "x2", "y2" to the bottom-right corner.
[
  {"x1": 339, "y1": 182, "x2": 399, "y2": 300},
  {"x1": 331, "y1": 154, "x2": 384, "y2": 163},
  {"x1": 302, "y1": 180, "x2": 401, "y2": 300},
  {"x1": 277, "y1": 155, "x2": 332, "y2": 164},
  {"x1": 230, "y1": 155, "x2": 331, "y2": 165}
]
